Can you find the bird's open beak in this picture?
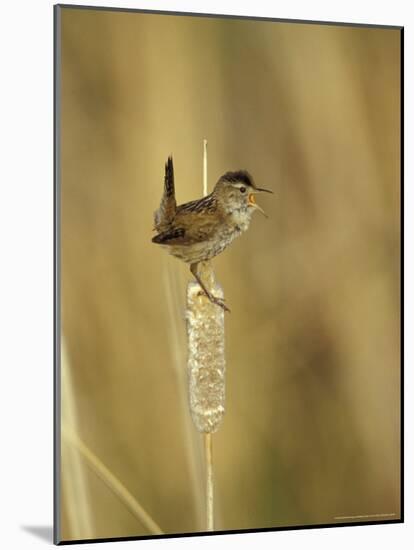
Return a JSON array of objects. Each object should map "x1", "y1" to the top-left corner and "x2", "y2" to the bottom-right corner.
[
  {"x1": 255, "y1": 187, "x2": 273, "y2": 194},
  {"x1": 248, "y1": 187, "x2": 273, "y2": 217}
]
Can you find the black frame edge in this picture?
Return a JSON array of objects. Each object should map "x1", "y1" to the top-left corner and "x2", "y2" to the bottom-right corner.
[
  {"x1": 53, "y1": 3, "x2": 62, "y2": 546},
  {"x1": 54, "y1": 3, "x2": 403, "y2": 30},
  {"x1": 400, "y1": 26, "x2": 404, "y2": 525},
  {"x1": 58, "y1": 519, "x2": 403, "y2": 545}
]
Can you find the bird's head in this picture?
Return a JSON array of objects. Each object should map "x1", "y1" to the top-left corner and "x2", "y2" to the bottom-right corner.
[{"x1": 213, "y1": 170, "x2": 273, "y2": 216}]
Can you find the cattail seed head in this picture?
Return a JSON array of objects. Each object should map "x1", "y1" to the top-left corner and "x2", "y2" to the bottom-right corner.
[{"x1": 186, "y1": 264, "x2": 226, "y2": 433}]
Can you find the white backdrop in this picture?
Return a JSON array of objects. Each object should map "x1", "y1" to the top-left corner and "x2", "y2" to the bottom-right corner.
[{"x1": 0, "y1": 1, "x2": 410, "y2": 549}]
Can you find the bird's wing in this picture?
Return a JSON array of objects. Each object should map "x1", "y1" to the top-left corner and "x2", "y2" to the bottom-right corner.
[
  {"x1": 152, "y1": 212, "x2": 218, "y2": 246},
  {"x1": 153, "y1": 156, "x2": 176, "y2": 231}
]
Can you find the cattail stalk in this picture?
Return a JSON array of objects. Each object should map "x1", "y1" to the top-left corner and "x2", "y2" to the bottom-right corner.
[
  {"x1": 186, "y1": 139, "x2": 226, "y2": 531},
  {"x1": 203, "y1": 139, "x2": 208, "y2": 197},
  {"x1": 204, "y1": 433, "x2": 214, "y2": 531}
]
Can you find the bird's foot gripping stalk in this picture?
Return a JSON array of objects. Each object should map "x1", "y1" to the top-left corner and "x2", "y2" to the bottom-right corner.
[{"x1": 190, "y1": 262, "x2": 231, "y2": 313}]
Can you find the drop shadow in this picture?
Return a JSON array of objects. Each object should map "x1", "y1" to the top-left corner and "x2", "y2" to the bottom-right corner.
[{"x1": 21, "y1": 525, "x2": 53, "y2": 543}]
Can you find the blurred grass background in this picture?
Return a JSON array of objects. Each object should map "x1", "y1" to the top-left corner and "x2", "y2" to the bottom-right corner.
[{"x1": 58, "y1": 6, "x2": 401, "y2": 541}]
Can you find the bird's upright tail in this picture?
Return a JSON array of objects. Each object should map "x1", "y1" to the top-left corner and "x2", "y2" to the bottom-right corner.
[
  {"x1": 153, "y1": 155, "x2": 177, "y2": 232},
  {"x1": 164, "y1": 156, "x2": 175, "y2": 201}
]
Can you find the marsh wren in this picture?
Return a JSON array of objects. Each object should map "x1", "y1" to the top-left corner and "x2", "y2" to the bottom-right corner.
[{"x1": 152, "y1": 156, "x2": 272, "y2": 312}]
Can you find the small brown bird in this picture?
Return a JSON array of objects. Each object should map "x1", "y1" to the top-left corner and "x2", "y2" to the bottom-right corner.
[{"x1": 152, "y1": 156, "x2": 272, "y2": 312}]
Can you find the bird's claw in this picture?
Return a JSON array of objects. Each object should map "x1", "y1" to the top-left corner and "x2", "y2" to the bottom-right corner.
[
  {"x1": 197, "y1": 290, "x2": 230, "y2": 312},
  {"x1": 210, "y1": 295, "x2": 231, "y2": 313}
]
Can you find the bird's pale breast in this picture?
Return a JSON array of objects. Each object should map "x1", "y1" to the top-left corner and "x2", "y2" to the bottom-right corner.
[{"x1": 166, "y1": 212, "x2": 250, "y2": 264}]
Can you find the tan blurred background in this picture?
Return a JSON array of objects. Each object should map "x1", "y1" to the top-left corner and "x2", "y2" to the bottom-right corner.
[{"x1": 58, "y1": 6, "x2": 401, "y2": 542}]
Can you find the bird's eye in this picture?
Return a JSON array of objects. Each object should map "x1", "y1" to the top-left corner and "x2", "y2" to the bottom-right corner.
[{"x1": 239, "y1": 186, "x2": 246, "y2": 193}]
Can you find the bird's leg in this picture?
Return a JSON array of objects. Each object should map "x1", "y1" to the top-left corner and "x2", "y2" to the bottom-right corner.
[{"x1": 190, "y1": 263, "x2": 230, "y2": 313}]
